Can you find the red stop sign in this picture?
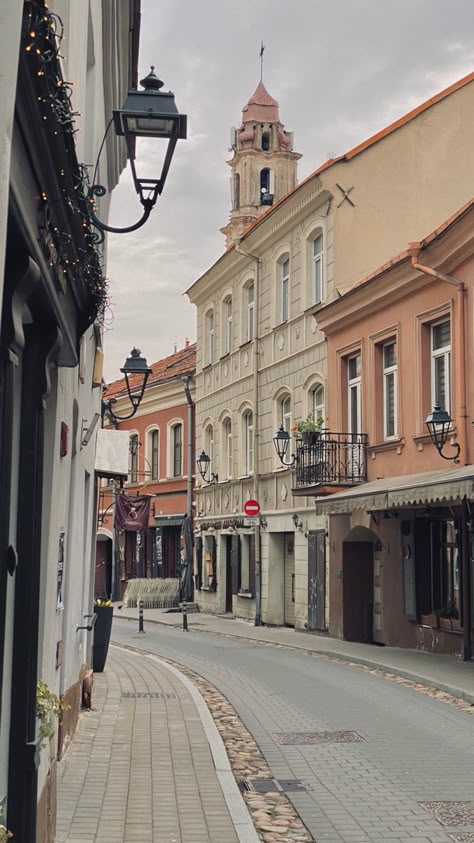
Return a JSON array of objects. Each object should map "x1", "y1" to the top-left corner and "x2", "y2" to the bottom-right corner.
[{"x1": 244, "y1": 499, "x2": 260, "y2": 516}]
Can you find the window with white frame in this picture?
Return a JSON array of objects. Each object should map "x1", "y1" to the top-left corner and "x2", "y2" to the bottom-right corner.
[
  {"x1": 129, "y1": 433, "x2": 139, "y2": 483},
  {"x1": 205, "y1": 424, "x2": 214, "y2": 478},
  {"x1": 224, "y1": 296, "x2": 232, "y2": 355},
  {"x1": 281, "y1": 257, "x2": 290, "y2": 322},
  {"x1": 383, "y1": 342, "x2": 397, "y2": 440},
  {"x1": 280, "y1": 394, "x2": 291, "y2": 433},
  {"x1": 149, "y1": 428, "x2": 159, "y2": 480},
  {"x1": 224, "y1": 417, "x2": 232, "y2": 479},
  {"x1": 347, "y1": 353, "x2": 361, "y2": 434},
  {"x1": 244, "y1": 410, "x2": 254, "y2": 475},
  {"x1": 171, "y1": 423, "x2": 183, "y2": 477},
  {"x1": 205, "y1": 309, "x2": 214, "y2": 366},
  {"x1": 246, "y1": 283, "x2": 254, "y2": 342},
  {"x1": 312, "y1": 383, "x2": 325, "y2": 423},
  {"x1": 312, "y1": 232, "x2": 324, "y2": 304},
  {"x1": 431, "y1": 319, "x2": 451, "y2": 413}
]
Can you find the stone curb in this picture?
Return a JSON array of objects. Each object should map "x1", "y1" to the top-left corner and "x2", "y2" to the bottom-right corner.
[
  {"x1": 111, "y1": 644, "x2": 260, "y2": 843},
  {"x1": 117, "y1": 614, "x2": 474, "y2": 706}
]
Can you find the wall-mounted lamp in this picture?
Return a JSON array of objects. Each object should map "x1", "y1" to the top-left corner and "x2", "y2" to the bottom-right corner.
[
  {"x1": 272, "y1": 425, "x2": 297, "y2": 467},
  {"x1": 81, "y1": 412, "x2": 101, "y2": 448},
  {"x1": 425, "y1": 404, "x2": 460, "y2": 463},
  {"x1": 292, "y1": 513, "x2": 304, "y2": 531},
  {"x1": 88, "y1": 67, "x2": 187, "y2": 239},
  {"x1": 102, "y1": 347, "x2": 152, "y2": 424},
  {"x1": 196, "y1": 450, "x2": 218, "y2": 484}
]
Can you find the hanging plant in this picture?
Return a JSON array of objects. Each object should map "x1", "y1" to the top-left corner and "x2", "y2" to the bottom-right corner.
[{"x1": 36, "y1": 680, "x2": 69, "y2": 748}]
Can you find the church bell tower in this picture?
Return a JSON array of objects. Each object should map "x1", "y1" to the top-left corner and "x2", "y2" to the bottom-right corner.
[{"x1": 221, "y1": 63, "x2": 301, "y2": 247}]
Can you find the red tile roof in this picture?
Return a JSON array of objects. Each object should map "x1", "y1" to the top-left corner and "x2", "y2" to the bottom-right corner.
[{"x1": 104, "y1": 343, "x2": 196, "y2": 400}]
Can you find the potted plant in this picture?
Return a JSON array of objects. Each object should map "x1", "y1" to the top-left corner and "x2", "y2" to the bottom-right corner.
[
  {"x1": 36, "y1": 680, "x2": 69, "y2": 749},
  {"x1": 437, "y1": 604, "x2": 461, "y2": 632},
  {"x1": 292, "y1": 413, "x2": 324, "y2": 446},
  {"x1": 92, "y1": 598, "x2": 114, "y2": 672}
]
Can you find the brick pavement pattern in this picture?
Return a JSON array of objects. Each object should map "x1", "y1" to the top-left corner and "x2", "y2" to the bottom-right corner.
[
  {"x1": 56, "y1": 648, "x2": 239, "y2": 843},
  {"x1": 112, "y1": 618, "x2": 474, "y2": 843}
]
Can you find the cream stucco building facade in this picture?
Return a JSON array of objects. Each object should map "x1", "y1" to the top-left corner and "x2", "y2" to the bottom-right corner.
[{"x1": 187, "y1": 71, "x2": 474, "y2": 632}]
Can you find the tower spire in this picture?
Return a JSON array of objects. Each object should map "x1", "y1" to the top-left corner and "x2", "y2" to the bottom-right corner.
[{"x1": 260, "y1": 41, "x2": 265, "y2": 82}]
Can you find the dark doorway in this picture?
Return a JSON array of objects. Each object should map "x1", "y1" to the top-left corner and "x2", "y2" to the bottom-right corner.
[
  {"x1": 225, "y1": 536, "x2": 233, "y2": 612},
  {"x1": 308, "y1": 531, "x2": 326, "y2": 630},
  {"x1": 343, "y1": 541, "x2": 374, "y2": 642}
]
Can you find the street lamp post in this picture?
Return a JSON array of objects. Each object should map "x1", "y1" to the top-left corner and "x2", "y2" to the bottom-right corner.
[
  {"x1": 272, "y1": 425, "x2": 297, "y2": 467},
  {"x1": 425, "y1": 404, "x2": 461, "y2": 463},
  {"x1": 196, "y1": 450, "x2": 218, "y2": 484},
  {"x1": 102, "y1": 347, "x2": 152, "y2": 424}
]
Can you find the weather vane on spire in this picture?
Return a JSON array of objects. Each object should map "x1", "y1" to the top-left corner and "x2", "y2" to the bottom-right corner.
[{"x1": 260, "y1": 40, "x2": 265, "y2": 81}]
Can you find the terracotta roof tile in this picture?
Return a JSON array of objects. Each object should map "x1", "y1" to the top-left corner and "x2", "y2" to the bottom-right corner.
[{"x1": 104, "y1": 343, "x2": 196, "y2": 400}]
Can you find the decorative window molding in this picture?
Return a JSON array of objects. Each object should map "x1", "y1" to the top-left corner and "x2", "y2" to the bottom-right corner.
[
  {"x1": 167, "y1": 418, "x2": 184, "y2": 478},
  {"x1": 145, "y1": 424, "x2": 160, "y2": 481}
]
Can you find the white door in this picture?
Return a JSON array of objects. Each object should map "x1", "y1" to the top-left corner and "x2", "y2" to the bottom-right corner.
[{"x1": 284, "y1": 533, "x2": 295, "y2": 626}]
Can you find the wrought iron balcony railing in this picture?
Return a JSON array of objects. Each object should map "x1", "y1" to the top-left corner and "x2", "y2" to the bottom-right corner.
[{"x1": 295, "y1": 431, "x2": 368, "y2": 489}]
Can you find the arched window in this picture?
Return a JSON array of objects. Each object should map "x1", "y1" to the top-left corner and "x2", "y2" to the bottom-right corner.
[
  {"x1": 170, "y1": 422, "x2": 183, "y2": 478},
  {"x1": 280, "y1": 394, "x2": 291, "y2": 433},
  {"x1": 223, "y1": 296, "x2": 232, "y2": 355},
  {"x1": 312, "y1": 231, "x2": 324, "y2": 304},
  {"x1": 205, "y1": 309, "x2": 214, "y2": 366},
  {"x1": 243, "y1": 410, "x2": 254, "y2": 475},
  {"x1": 129, "y1": 433, "x2": 139, "y2": 484},
  {"x1": 205, "y1": 424, "x2": 214, "y2": 478},
  {"x1": 149, "y1": 428, "x2": 159, "y2": 481},
  {"x1": 246, "y1": 283, "x2": 254, "y2": 342},
  {"x1": 232, "y1": 172, "x2": 240, "y2": 210},
  {"x1": 223, "y1": 417, "x2": 232, "y2": 479},
  {"x1": 281, "y1": 256, "x2": 290, "y2": 322},
  {"x1": 261, "y1": 131, "x2": 270, "y2": 151},
  {"x1": 312, "y1": 384, "x2": 325, "y2": 424},
  {"x1": 260, "y1": 168, "x2": 273, "y2": 205}
]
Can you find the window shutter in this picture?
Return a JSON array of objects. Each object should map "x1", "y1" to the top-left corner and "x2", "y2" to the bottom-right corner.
[
  {"x1": 195, "y1": 537, "x2": 203, "y2": 590},
  {"x1": 249, "y1": 533, "x2": 256, "y2": 596},
  {"x1": 231, "y1": 535, "x2": 240, "y2": 594},
  {"x1": 210, "y1": 535, "x2": 217, "y2": 592}
]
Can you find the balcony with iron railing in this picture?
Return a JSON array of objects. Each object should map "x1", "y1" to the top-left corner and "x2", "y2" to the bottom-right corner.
[{"x1": 294, "y1": 431, "x2": 368, "y2": 493}]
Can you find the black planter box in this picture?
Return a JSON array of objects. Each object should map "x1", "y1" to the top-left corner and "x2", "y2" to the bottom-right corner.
[{"x1": 92, "y1": 605, "x2": 113, "y2": 672}]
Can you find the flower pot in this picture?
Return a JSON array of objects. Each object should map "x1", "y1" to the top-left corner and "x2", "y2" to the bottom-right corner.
[
  {"x1": 301, "y1": 431, "x2": 319, "y2": 446},
  {"x1": 92, "y1": 605, "x2": 114, "y2": 672}
]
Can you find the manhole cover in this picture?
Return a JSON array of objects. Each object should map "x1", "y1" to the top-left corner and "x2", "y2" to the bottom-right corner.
[
  {"x1": 121, "y1": 692, "x2": 177, "y2": 699},
  {"x1": 420, "y1": 802, "x2": 474, "y2": 826},
  {"x1": 273, "y1": 731, "x2": 365, "y2": 745},
  {"x1": 239, "y1": 778, "x2": 305, "y2": 793},
  {"x1": 449, "y1": 834, "x2": 474, "y2": 842}
]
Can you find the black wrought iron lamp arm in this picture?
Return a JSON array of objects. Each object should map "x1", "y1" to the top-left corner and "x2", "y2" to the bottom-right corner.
[
  {"x1": 88, "y1": 184, "x2": 157, "y2": 236},
  {"x1": 435, "y1": 440, "x2": 461, "y2": 463}
]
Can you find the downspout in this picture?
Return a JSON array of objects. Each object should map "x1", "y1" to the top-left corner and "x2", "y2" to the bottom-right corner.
[
  {"x1": 235, "y1": 239, "x2": 262, "y2": 625},
  {"x1": 181, "y1": 374, "x2": 194, "y2": 520},
  {"x1": 408, "y1": 242, "x2": 470, "y2": 660}
]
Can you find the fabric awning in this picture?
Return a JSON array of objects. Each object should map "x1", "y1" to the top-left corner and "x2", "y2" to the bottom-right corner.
[
  {"x1": 315, "y1": 465, "x2": 474, "y2": 515},
  {"x1": 154, "y1": 514, "x2": 186, "y2": 528}
]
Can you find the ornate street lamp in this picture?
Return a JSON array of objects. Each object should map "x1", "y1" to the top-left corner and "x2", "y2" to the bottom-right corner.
[
  {"x1": 89, "y1": 67, "x2": 187, "y2": 237},
  {"x1": 102, "y1": 348, "x2": 152, "y2": 424},
  {"x1": 425, "y1": 404, "x2": 460, "y2": 463},
  {"x1": 196, "y1": 450, "x2": 218, "y2": 484},
  {"x1": 272, "y1": 425, "x2": 297, "y2": 467}
]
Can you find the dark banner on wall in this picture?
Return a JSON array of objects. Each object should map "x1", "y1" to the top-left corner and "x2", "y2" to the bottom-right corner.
[{"x1": 114, "y1": 494, "x2": 151, "y2": 532}]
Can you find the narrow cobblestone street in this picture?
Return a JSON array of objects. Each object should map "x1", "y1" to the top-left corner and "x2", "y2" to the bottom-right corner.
[{"x1": 108, "y1": 618, "x2": 474, "y2": 843}]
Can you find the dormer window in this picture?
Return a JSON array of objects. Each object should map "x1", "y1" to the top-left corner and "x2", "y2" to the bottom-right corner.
[{"x1": 261, "y1": 131, "x2": 270, "y2": 151}]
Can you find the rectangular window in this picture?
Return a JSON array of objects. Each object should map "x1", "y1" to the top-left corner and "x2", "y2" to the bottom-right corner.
[
  {"x1": 312, "y1": 234, "x2": 323, "y2": 304},
  {"x1": 247, "y1": 285, "x2": 254, "y2": 341},
  {"x1": 383, "y1": 341, "x2": 397, "y2": 440},
  {"x1": 225, "y1": 419, "x2": 232, "y2": 479},
  {"x1": 173, "y1": 425, "x2": 182, "y2": 477},
  {"x1": 347, "y1": 353, "x2": 361, "y2": 434},
  {"x1": 130, "y1": 435, "x2": 138, "y2": 483},
  {"x1": 245, "y1": 413, "x2": 254, "y2": 475},
  {"x1": 431, "y1": 319, "x2": 451, "y2": 412},
  {"x1": 225, "y1": 299, "x2": 232, "y2": 354},
  {"x1": 207, "y1": 312, "x2": 214, "y2": 365},
  {"x1": 282, "y1": 258, "x2": 289, "y2": 322},
  {"x1": 415, "y1": 518, "x2": 461, "y2": 621},
  {"x1": 151, "y1": 430, "x2": 159, "y2": 480},
  {"x1": 238, "y1": 534, "x2": 255, "y2": 595}
]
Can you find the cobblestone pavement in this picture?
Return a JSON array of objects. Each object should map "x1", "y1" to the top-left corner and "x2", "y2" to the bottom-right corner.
[
  {"x1": 56, "y1": 648, "x2": 243, "y2": 843},
  {"x1": 112, "y1": 618, "x2": 474, "y2": 843}
]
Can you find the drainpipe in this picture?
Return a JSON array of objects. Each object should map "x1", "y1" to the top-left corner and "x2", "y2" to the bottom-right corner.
[
  {"x1": 408, "y1": 242, "x2": 470, "y2": 660},
  {"x1": 181, "y1": 374, "x2": 194, "y2": 520},
  {"x1": 235, "y1": 239, "x2": 262, "y2": 625}
]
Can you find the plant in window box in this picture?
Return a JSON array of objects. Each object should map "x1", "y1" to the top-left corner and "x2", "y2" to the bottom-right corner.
[
  {"x1": 292, "y1": 413, "x2": 324, "y2": 446},
  {"x1": 437, "y1": 604, "x2": 461, "y2": 631}
]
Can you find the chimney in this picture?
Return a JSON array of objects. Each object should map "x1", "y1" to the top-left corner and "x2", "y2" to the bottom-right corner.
[
  {"x1": 184, "y1": 338, "x2": 189, "y2": 348},
  {"x1": 174, "y1": 343, "x2": 177, "y2": 354}
]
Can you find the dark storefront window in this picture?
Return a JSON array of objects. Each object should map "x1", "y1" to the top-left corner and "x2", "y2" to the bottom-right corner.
[{"x1": 415, "y1": 517, "x2": 461, "y2": 621}]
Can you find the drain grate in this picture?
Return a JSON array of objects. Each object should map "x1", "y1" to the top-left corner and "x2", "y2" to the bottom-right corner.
[
  {"x1": 239, "y1": 778, "x2": 305, "y2": 793},
  {"x1": 273, "y1": 730, "x2": 365, "y2": 745},
  {"x1": 121, "y1": 692, "x2": 177, "y2": 699},
  {"x1": 449, "y1": 835, "x2": 474, "y2": 843},
  {"x1": 420, "y1": 802, "x2": 474, "y2": 826}
]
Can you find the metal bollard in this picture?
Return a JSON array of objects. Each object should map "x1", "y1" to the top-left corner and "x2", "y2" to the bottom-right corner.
[
  {"x1": 182, "y1": 601, "x2": 188, "y2": 631},
  {"x1": 138, "y1": 599, "x2": 145, "y2": 633}
]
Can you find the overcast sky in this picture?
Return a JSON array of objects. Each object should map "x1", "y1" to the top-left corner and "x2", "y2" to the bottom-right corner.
[{"x1": 103, "y1": 0, "x2": 474, "y2": 380}]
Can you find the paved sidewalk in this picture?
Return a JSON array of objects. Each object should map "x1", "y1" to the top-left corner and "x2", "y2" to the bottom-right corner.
[
  {"x1": 56, "y1": 646, "x2": 255, "y2": 843},
  {"x1": 115, "y1": 605, "x2": 474, "y2": 703}
]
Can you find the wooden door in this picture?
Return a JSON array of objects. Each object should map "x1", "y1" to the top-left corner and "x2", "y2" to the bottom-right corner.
[
  {"x1": 373, "y1": 557, "x2": 384, "y2": 643},
  {"x1": 308, "y1": 530, "x2": 326, "y2": 630},
  {"x1": 284, "y1": 534, "x2": 295, "y2": 626}
]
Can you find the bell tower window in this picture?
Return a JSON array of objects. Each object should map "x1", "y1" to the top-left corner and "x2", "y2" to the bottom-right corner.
[
  {"x1": 260, "y1": 168, "x2": 273, "y2": 206},
  {"x1": 261, "y1": 131, "x2": 270, "y2": 151}
]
